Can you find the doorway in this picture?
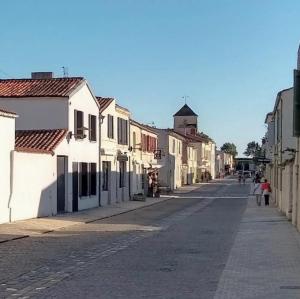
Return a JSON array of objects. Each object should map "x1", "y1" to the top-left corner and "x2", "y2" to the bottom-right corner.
[
  {"x1": 72, "y1": 162, "x2": 79, "y2": 212},
  {"x1": 57, "y1": 156, "x2": 68, "y2": 213}
]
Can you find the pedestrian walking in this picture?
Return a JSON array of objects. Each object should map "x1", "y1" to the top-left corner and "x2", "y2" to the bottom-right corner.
[
  {"x1": 242, "y1": 174, "x2": 246, "y2": 184},
  {"x1": 238, "y1": 174, "x2": 242, "y2": 184},
  {"x1": 253, "y1": 179, "x2": 262, "y2": 206},
  {"x1": 261, "y1": 179, "x2": 271, "y2": 206}
]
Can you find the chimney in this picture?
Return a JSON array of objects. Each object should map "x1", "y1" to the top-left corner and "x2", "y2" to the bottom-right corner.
[{"x1": 31, "y1": 72, "x2": 53, "y2": 79}]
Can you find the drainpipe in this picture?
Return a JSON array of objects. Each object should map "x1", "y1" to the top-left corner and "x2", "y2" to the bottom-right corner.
[
  {"x1": 128, "y1": 118, "x2": 131, "y2": 199},
  {"x1": 8, "y1": 150, "x2": 15, "y2": 222},
  {"x1": 98, "y1": 113, "x2": 103, "y2": 207}
]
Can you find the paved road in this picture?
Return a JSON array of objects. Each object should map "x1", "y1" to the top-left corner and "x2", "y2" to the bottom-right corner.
[{"x1": 0, "y1": 178, "x2": 248, "y2": 299}]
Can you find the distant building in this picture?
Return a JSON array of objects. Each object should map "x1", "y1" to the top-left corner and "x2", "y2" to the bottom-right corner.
[
  {"x1": 97, "y1": 97, "x2": 131, "y2": 204},
  {"x1": 173, "y1": 104, "x2": 216, "y2": 181},
  {"x1": 130, "y1": 119, "x2": 158, "y2": 197}
]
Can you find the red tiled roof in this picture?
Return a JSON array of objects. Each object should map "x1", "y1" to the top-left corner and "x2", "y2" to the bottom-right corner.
[
  {"x1": 96, "y1": 97, "x2": 114, "y2": 113},
  {"x1": 15, "y1": 129, "x2": 67, "y2": 155},
  {"x1": 0, "y1": 107, "x2": 17, "y2": 117},
  {"x1": 171, "y1": 129, "x2": 212, "y2": 143},
  {"x1": 130, "y1": 119, "x2": 158, "y2": 135},
  {"x1": 0, "y1": 77, "x2": 84, "y2": 98},
  {"x1": 116, "y1": 103, "x2": 130, "y2": 113}
]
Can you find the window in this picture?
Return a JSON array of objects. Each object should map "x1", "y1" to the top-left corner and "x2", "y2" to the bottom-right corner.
[
  {"x1": 102, "y1": 161, "x2": 110, "y2": 191},
  {"x1": 141, "y1": 134, "x2": 146, "y2": 152},
  {"x1": 74, "y1": 110, "x2": 84, "y2": 138},
  {"x1": 79, "y1": 163, "x2": 88, "y2": 197},
  {"x1": 89, "y1": 163, "x2": 97, "y2": 195},
  {"x1": 172, "y1": 139, "x2": 175, "y2": 153},
  {"x1": 89, "y1": 114, "x2": 97, "y2": 141},
  {"x1": 117, "y1": 117, "x2": 128, "y2": 145},
  {"x1": 147, "y1": 135, "x2": 150, "y2": 152},
  {"x1": 133, "y1": 132, "x2": 136, "y2": 152},
  {"x1": 107, "y1": 114, "x2": 114, "y2": 139},
  {"x1": 119, "y1": 161, "x2": 126, "y2": 187}
]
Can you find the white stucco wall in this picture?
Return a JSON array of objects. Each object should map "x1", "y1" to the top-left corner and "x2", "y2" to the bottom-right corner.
[
  {"x1": 10, "y1": 151, "x2": 57, "y2": 221},
  {"x1": 0, "y1": 114, "x2": 16, "y2": 223},
  {"x1": 187, "y1": 146, "x2": 197, "y2": 184},
  {"x1": 66, "y1": 84, "x2": 100, "y2": 210},
  {"x1": 100, "y1": 101, "x2": 131, "y2": 205}
]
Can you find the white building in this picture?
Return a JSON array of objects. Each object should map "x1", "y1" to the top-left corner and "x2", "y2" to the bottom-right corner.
[
  {"x1": 271, "y1": 88, "x2": 296, "y2": 219},
  {"x1": 12, "y1": 129, "x2": 69, "y2": 221},
  {"x1": 0, "y1": 73, "x2": 100, "y2": 218},
  {"x1": 215, "y1": 150, "x2": 234, "y2": 178},
  {"x1": 0, "y1": 108, "x2": 18, "y2": 223},
  {"x1": 97, "y1": 97, "x2": 131, "y2": 204},
  {"x1": 130, "y1": 119, "x2": 158, "y2": 197},
  {"x1": 173, "y1": 104, "x2": 216, "y2": 181},
  {"x1": 152, "y1": 128, "x2": 184, "y2": 191}
]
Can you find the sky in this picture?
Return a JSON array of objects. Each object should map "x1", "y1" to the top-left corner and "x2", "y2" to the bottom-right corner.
[{"x1": 1, "y1": 0, "x2": 300, "y2": 156}]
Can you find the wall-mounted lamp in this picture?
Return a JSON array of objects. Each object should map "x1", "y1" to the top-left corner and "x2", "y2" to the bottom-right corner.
[
  {"x1": 66, "y1": 127, "x2": 88, "y2": 143},
  {"x1": 100, "y1": 115, "x2": 105, "y2": 124}
]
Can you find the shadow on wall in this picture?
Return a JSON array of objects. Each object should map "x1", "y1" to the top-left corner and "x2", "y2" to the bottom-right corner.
[{"x1": 9, "y1": 169, "x2": 133, "y2": 223}]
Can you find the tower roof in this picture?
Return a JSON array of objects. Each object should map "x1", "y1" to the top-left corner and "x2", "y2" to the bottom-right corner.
[{"x1": 173, "y1": 104, "x2": 198, "y2": 117}]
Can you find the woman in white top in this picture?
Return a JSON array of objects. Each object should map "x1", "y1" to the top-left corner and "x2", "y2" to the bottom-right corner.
[{"x1": 253, "y1": 180, "x2": 262, "y2": 206}]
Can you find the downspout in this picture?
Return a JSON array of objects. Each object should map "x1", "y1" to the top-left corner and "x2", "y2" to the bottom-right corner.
[
  {"x1": 128, "y1": 118, "x2": 131, "y2": 199},
  {"x1": 98, "y1": 113, "x2": 102, "y2": 207},
  {"x1": 8, "y1": 150, "x2": 15, "y2": 222}
]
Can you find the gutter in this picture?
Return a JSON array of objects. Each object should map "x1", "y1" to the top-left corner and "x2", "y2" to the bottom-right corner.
[{"x1": 8, "y1": 150, "x2": 15, "y2": 222}]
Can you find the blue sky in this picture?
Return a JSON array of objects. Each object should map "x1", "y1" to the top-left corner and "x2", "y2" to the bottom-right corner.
[{"x1": 1, "y1": 0, "x2": 299, "y2": 156}]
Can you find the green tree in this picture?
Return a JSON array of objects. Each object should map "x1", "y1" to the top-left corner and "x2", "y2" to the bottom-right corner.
[
  {"x1": 243, "y1": 141, "x2": 262, "y2": 158},
  {"x1": 220, "y1": 142, "x2": 238, "y2": 157}
]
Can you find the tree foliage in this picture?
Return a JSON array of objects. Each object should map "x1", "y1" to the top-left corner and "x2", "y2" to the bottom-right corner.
[
  {"x1": 243, "y1": 141, "x2": 262, "y2": 158},
  {"x1": 220, "y1": 142, "x2": 238, "y2": 157}
]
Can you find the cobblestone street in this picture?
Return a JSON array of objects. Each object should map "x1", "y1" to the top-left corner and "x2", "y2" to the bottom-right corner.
[{"x1": 1, "y1": 178, "x2": 300, "y2": 298}]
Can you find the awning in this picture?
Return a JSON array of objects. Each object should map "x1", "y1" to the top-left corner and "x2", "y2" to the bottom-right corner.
[
  {"x1": 142, "y1": 162, "x2": 151, "y2": 168},
  {"x1": 149, "y1": 163, "x2": 164, "y2": 169}
]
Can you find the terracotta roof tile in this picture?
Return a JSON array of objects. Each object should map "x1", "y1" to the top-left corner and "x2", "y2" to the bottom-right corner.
[
  {"x1": 0, "y1": 77, "x2": 84, "y2": 98},
  {"x1": 0, "y1": 107, "x2": 17, "y2": 118},
  {"x1": 130, "y1": 119, "x2": 158, "y2": 135},
  {"x1": 96, "y1": 97, "x2": 114, "y2": 113},
  {"x1": 15, "y1": 129, "x2": 67, "y2": 155}
]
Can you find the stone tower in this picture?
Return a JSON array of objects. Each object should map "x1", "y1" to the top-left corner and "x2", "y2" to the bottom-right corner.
[{"x1": 173, "y1": 104, "x2": 198, "y2": 135}]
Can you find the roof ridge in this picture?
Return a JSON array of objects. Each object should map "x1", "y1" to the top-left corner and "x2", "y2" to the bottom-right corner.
[{"x1": 0, "y1": 77, "x2": 84, "y2": 81}]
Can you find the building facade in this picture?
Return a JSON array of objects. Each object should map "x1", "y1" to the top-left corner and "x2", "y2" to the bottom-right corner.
[
  {"x1": 97, "y1": 97, "x2": 131, "y2": 205},
  {"x1": 130, "y1": 119, "x2": 158, "y2": 197},
  {"x1": 0, "y1": 75, "x2": 101, "y2": 216}
]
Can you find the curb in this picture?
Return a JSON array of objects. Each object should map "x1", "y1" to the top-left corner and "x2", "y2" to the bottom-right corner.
[
  {"x1": 85, "y1": 196, "x2": 175, "y2": 224},
  {"x1": 0, "y1": 184, "x2": 203, "y2": 244},
  {"x1": 0, "y1": 235, "x2": 29, "y2": 244}
]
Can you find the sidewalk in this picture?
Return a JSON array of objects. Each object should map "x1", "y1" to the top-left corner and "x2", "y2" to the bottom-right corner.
[
  {"x1": 0, "y1": 183, "x2": 202, "y2": 244},
  {"x1": 214, "y1": 194, "x2": 300, "y2": 299}
]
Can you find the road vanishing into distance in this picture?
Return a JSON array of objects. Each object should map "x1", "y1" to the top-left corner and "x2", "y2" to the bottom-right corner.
[{"x1": 0, "y1": 178, "x2": 249, "y2": 299}]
